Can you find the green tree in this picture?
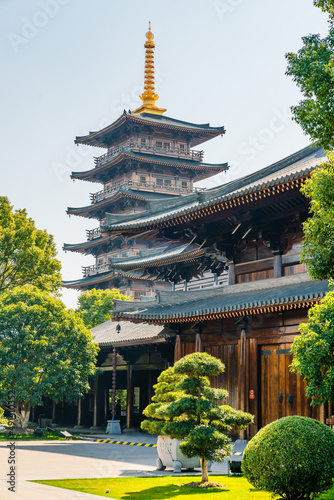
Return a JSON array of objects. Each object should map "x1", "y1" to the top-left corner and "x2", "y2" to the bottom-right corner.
[
  {"x1": 285, "y1": 2, "x2": 334, "y2": 150},
  {"x1": 76, "y1": 288, "x2": 131, "y2": 329},
  {"x1": 291, "y1": 284, "x2": 334, "y2": 405},
  {"x1": 142, "y1": 352, "x2": 253, "y2": 484},
  {"x1": 0, "y1": 285, "x2": 99, "y2": 428},
  {"x1": 314, "y1": 0, "x2": 334, "y2": 21},
  {"x1": 300, "y1": 153, "x2": 334, "y2": 280},
  {"x1": 141, "y1": 366, "x2": 184, "y2": 436},
  {"x1": 0, "y1": 197, "x2": 61, "y2": 293}
]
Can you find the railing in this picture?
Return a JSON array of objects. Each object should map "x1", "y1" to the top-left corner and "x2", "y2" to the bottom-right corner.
[
  {"x1": 82, "y1": 263, "x2": 110, "y2": 277},
  {"x1": 82, "y1": 248, "x2": 142, "y2": 276},
  {"x1": 90, "y1": 180, "x2": 205, "y2": 205},
  {"x1": 94, "y1": 141, "x2": 204, "y2": 168},
  {"x1": 86, "y1": 227, "x2": 101, "y2": 240}
]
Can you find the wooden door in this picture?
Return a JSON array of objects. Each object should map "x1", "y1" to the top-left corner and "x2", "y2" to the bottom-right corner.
[{"x1": 260, "y1": 343, "x2": 315, "y2": 427}]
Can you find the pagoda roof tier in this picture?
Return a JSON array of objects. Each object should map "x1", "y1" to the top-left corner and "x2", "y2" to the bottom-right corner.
[
  {"x1": 109, "y1": 242, "x2": 206, "y2": 270},
  {"x1": 102, "y1": 145, "x2": 326, "y2": 234},
  {"x1": 63, "y1": 233, "x2": 118, "y2": 255},
  {"x1": 75, "y1": 111, "x2": 225, "y2": 149},
  {"x1": 71, "y1": 150, "x2": 228, "y2": 184},
  {"x1": 91, "y1": 319, "x2": 172, "y2": 348},
  {"x1": 62, "y1": 269, "x2": 159, "y2": 291},
  {"x1": 113, "y1": 273, "x2": 329, "y2": 324},
  {"x1": 67, "y1": 188, "x2": 172, "y2": 220}
]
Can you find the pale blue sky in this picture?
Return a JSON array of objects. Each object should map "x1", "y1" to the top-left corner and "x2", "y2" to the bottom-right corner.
[{"x1": 0, "y1": 0, "x2": 329, "y2": 308}]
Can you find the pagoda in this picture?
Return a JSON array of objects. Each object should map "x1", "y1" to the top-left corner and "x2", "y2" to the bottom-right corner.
[{"x1": 63, "y1": 23, "x2": 228, "y2": 299}]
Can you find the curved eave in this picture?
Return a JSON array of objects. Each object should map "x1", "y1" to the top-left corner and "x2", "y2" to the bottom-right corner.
[
  {"x1": 119, "y1": 297, "x2": 323, "y2": 324},
  {"x1": 98, "y1": 336, "x2": 169, "y2": 348},
  {"x1": 105, "y1": 168, "x2": 313, "y2": 233},
  {"x1": 115, "y1": 277, "x2": 328, "y2": 324},
  {"x1": 75, "y1": 114, "x2": 127, "y2": 148},
  {"x1": 75, "y1": 112, "x2": 225, "y2": 149},
  {"x1": 62, "y1": 270, "x2": 158, "y2": 290},
  {"x1": 66, "y1": 190, "x2": 152, "y2": 219},
  {"x1": 110, "y1": 248, "x2": 205, "y2": 270},
  {"x1": 63, "y1": 235, "x2": 116, "y2": 255},
  {"x1": 71, "y1": 151, "x2": 228, "y2": 183}
]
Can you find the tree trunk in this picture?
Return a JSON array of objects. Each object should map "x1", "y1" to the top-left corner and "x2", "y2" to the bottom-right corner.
[
  {"x1": 12, "y1": 404, "x2": 31, "y2": 429},
  {"x1": 200, "y1": 457, "x2": 209, "y2": 483},
  {"x1": 20, "y1": 406, "x2": 30, "y2": 429}
]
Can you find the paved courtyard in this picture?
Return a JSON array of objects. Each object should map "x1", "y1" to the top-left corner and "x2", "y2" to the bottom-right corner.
[{"x1": 0, "y1": 431, "x2": 241, "y2": 499}]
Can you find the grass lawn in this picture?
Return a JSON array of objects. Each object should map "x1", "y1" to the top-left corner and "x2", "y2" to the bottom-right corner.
[
  {"x1": 33, "y1": 476, "x2": 334, "y2": 500},
  {"x1": 0, "y1": 430, "x2": 80, "y2": 441}
]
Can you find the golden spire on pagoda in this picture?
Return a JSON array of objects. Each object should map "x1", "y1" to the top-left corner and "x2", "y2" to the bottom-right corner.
[{"x1": 132, "y1": 22, "x2": 167, "y2": 116}]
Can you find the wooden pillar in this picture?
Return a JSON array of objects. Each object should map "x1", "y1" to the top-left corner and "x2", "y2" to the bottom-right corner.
[
  {"x1": 52, "y1": 401, "x2": 56, "y2": 422},
  {"x1": 228, "y1": 262, "x2": 235, "y2": 285},
  {"x1": 248, "y1": 338, "x2": 258, "y2": 437},
  {"x1": 126, "y1": 363, "x2": 133, "y2": 429},
  {"x1": 320, "y1": 404, "x2": 326, "y2": 424},
  {"x1": 238, "y1": 329, "x2": 246, "y2": 411},
  {"x1": 238, "y1": 329, "x2": 247, "y2": 439},
  {"x1": 273, "y1": 254, "x2": 282, "y2": 278},
  {"x1": 104, "y1": 389, "x2": 108, "y2": 424},
  {"x1": 148, "y1": 370, "x2": 152, "y2": 403},
  {"x1": 195, "y1": 333, "x2": 202, "y2": 352},
  {"x1": 91, "y1": 377, "x2": 99, "y2": 428},
  {"x1": 111, "y1": 347, "x2": 117, "y2": 419},
  {"x1": 174, "y1": 334, "x2": 181, "y2": 362},
  {"x1": 76, "y1": 398, "x2": 82, "y2": 427}
]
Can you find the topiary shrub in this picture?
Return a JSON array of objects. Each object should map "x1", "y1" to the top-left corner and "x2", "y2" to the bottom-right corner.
[
  {"x1": 140, "y1": 366, "x2": 184, "y2": 436},
  {"x1": 242, "y1": 416, "x2": 334, "y2": 499},
  {"x1": 142, "y1": 352, "x2": 253, "y2": 484}
]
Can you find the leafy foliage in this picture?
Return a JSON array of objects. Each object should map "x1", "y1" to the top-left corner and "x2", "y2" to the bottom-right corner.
[
  {"x1": 141, "y1": 367, "x2": 184, "y2": 436},
  {"x1": 314, "y1": 0, "x2": 334, "y2": 20},
  {"x1": 0, "y1": 285, "x2": 99, "y2": 428},
  {"x1": 0, "y1": 197, "x2": 61, "y2": 293},
  {"x1": 141, "y1": 352, "x2": 253, "y2": 482},
  {"x1": 290, "y1": 285, "x2": 334, "y2": 404},
  {"x1": 76, "y1": 288, "x2": 131, "y2": 329},
  {"x1": 242, "y1": 416, "x2": 334, "y2": 499},
  {"x1": 0, "y1": 407, "x2": 10, "y2": 426},
  {"x1": 299, "y1": 153, "x2": 334, "y2": 281},
  {"x1": 285, "y1": 3, "x2": 334, "y2": 150}
]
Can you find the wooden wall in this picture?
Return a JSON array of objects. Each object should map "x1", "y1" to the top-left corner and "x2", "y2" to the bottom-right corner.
[{"x1": 177, "y1": 307, "x2": 325, "y2": 437}]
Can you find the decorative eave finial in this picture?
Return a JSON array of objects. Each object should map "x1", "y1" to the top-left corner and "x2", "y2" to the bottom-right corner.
[{"x1": 132, "y1": 22, "x2": 167, "y2": 116}]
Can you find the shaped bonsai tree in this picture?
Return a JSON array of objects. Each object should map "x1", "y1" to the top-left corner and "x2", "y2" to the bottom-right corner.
[
  {"x1": 142, "y1": 352, "x2": 253, "y2": 485},
  {"x1": 141, "y1": 366, "x2": 184, "y2": 436}
]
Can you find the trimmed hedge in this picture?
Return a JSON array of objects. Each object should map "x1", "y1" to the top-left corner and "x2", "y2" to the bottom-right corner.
[{"x1": 242, "y1": 416, "x2": 334, "y2": 499}]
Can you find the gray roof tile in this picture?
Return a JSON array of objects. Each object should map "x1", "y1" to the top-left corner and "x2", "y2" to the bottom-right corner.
[
  {"x1": 113, "y1": 274, "x2": 329, "y2": 322},
  {"x1": 104, "y1": 145, "x2": 326, "y2": 232},
  {"x1": 91, "y1": 319, "x2": 171, "y2": 346}
]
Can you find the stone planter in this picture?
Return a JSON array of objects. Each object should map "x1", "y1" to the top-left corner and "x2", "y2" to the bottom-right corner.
[{"x1": 156, "y1": 435, "x2": 201, "y2": 473}]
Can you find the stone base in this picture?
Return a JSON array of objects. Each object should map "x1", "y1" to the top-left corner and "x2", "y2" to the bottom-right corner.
[
  {"x1": 106, "y1": 420, "x2": 122, "y2": 435},
  {"x1": 73, "y1": 425, "x2": 85, "y2": 429},
  {"x1": 89, "y1": 426, "x2": 103, "y2": 431}
]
